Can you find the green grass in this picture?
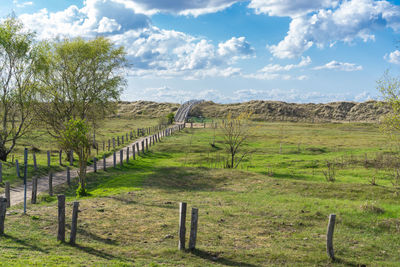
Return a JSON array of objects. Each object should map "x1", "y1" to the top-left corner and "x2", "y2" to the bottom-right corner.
[
  {"x1": 0, "y1": 118, "x2": 162, "y2": 188},
  {"x1": 1, "y1": 121, "x2": 400, "y2": 266}
]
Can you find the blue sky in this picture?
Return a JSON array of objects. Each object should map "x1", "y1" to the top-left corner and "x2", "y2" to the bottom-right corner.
[{"x1": 2, "y1": 0, "x2": 400, "y2": 103}]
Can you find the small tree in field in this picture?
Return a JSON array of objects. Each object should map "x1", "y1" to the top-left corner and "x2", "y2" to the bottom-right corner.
[
  {"x1": 221, "y1": 112, "x2": 254, "y2": 168},
  {"x1": 59, "y1": 119, "x2": 91, "y2": 196},
  {"x1": 378, "y1": 71, "x2": 400, "y2": 140},
  {"x1": 167, "y1": 113, "x2": 175, "y2": 124}
]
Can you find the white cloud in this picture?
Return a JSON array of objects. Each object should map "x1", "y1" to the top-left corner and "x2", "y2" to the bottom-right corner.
[
  {"x1": 267, "y1": 0, "x2": 400, "y2": 58},
  {"x1": 313, "y1": 60, "x2": 363, "y2": 71},
  {"x1": 248, "y1": 0, "x2": 338, "y2": 17},
  {"x1": 118, "y1": 0, "x2": 239, "y2": 16},
  {"x1": 19, "y1": 0, "x2": 150, "y2": 39},
  {"x1": 111, "y1": 27, "x2": 253, "y2": 78},
  {"x1": 13, "y1": 0, "x2": 33, "y2": 8},
  {"x1": 244, "y1": 56, "x2": 310, "y2": 80},
  {"x1": 384, "y1": 50, "x2": 400, "y2": 64},
  {"x1": 18, "y1": 0, "x2": 253, "y2": 79}
]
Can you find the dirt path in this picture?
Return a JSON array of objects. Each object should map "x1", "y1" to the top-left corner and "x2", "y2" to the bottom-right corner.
[{"x1": 4, "y1": 124, "x2": 182, "y2": 206}]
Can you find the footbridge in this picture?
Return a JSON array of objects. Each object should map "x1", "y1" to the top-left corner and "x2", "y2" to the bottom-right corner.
[{"x1": 174, "y1": 100, "x2": 204, "y2": 123}]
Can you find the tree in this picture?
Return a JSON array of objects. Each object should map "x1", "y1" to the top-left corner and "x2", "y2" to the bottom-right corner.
[
  {"x1": 167, "y1": 112, "x2": 175, "y2": 124},
  {"x1": 220, "y1": 112, "x2": 254, "y2": 168},
  {"x1": 377, "y1": 71, "x2": 400, "y2": 144},
  {"x1": 59, "y1": 119, "x2": 90, "y2": 195},
  {"x1": 35, "y1": 37, "x2": 126, "y2": 140},
  {"x1": 0, "y1": 17, "x2": 40, "y2": 161}
]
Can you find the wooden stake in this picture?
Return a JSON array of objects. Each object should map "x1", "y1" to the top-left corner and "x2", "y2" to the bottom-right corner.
[
  {"x1": 0, "y1": 197, "x2": 7, "y2": 235},
  {"x1": 189, "y1": 208, "x2": 198, "y2": 250},
  {"x1": 70, "y1": 201, "x2": 79, "y2": 245},
  {"x1": 5, "y1": 182, "x2": 10, "y2": 208},
  {"x1": 31, "y1": 177, "x2": 37, "y2": 204},
  {"x1": 57, "y1": 195, "x2": 65, "y2": 242},
  {"x1": 49, "y1": 172, "x2": 53, "y2": 196},
  {"x1": 327, "y1": 214, "x2": 336, "y2": 261},
  {"x1": 178, "y1": 202, "x2": 187, "y2": 250}
]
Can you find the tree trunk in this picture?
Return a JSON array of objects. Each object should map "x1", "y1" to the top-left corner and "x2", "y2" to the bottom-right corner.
[{"x1": 0, "y1": 145, "x2": 9, "y2": 162}]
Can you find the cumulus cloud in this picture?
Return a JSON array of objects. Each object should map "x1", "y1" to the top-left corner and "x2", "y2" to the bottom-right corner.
[
  {"x1": 18, "y1": 0, "x2": 253, "y2": 79},
  {"x1": 248, "y1": 0, "x2": 338, "y2": 17},
  {"x1": 267, "y1": 0, "x2": 400, "y2": 58},
  {"x1": 384, "y1": 50, "x2": 400, "y2": 64},
  {"x1": 244, "y1": 56, "x2": 310, "y2": 80},
  {"x1": 111, "y1": 28, "x2": 253, "y2": 78},
  {"x1": 13, "y1": 0, "x2": 33, "y2": 8},
  {"x1": 313, "y1": 60, "x2": 363, "y2": 71},
  {"x1": 19, "y1": 0, "x2": 150, "y2": 39},
  {"x1": 119, "y1": 0, "x2": 238, "y2": 16}
]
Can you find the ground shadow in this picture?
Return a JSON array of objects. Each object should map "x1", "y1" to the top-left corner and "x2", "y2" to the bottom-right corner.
[
  {"x1": 191, "y1": 249, "x2": 258, "y2": 267},
  {"x1": 1, "y1": 234, "x2": 49, "y2": 253},
  {"x1": 73, "y1": 244, "x2": 133, "y2": 263}
]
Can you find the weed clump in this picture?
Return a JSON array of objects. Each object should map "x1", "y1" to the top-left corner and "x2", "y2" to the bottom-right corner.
[{"x1": 360, "y1": 201, "x2": 385, "y2": 214}]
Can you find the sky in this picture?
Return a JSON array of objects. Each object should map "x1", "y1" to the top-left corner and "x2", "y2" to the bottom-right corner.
[{"x1": 2, "y1": 0, "x2": 400, "y2": 104}]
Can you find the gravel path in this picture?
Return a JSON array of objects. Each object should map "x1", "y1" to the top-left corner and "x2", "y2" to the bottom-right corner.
[{"x1": 4, "y1": 124, "x2": 181, "y2": 206}]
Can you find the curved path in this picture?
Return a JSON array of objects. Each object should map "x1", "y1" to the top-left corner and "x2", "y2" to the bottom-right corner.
[
  {"x1": 4, "y1": 124, "x2": 183, "y2": 206},
  {"x1": 174, "y1": 100, "x2": 204, "y2": 123}
]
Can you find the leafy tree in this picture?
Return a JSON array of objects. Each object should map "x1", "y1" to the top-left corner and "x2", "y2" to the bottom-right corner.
[
  {"x1": 35, "y1": 37, "x2": 127, "y2": 140},
  {"x1": 59, "y1": 118, "x2": 91, "y2": 196},
  {"x1": 167, "y1": 112, "x2": 175, "y2": 124},
  {"x1": 377, "y1": 71, "x2": 400, "y2": 143},
  {"x1": 0, "y1": 17, "x2": 40, "y2": 161},
  {"x1": 220, "y1": 112, "x2": 255, "y2": 168}
]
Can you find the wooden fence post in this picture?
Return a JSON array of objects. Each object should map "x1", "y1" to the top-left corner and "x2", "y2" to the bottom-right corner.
[
  {"x1": 122, "y1": 135, "x2": 124, "y2": 145},
  {"x1": 142, "y1": 140, "x2": 145, "y2": 154},
  {"x1": 146, "y1": 138, "x2": 148, "y2": 152},
  {"x1": 0, "y1": 197, "x2": 7, "y2": 235},
  {"x1": 0, "y1": 162, "x2": 2, "y2": 183},
  {"x1": 126, "y1": 147, "x2": 129, "y2": 163},
  {"x1": 103, "y1": 155, "x2": 106, "y2": 171},
  {"x1": 108, "y1": 139, "x2": 111, "y2": 151},
  {"x1": 113, "y1": 152, "x2": 116, "y2": 168},
  {"x1": 33, "y1": 152, "x2": 37, "y2": 171},
  {"x1": 132, "y1": 146, "x2": 136, "y2": 160},
  {"x1": 67, "y1": 167, "x2": 70, "y2": 186},
  {"x1": 49, "y1": 172, "x2": 53, "y2": 196},
  {"x1": 136, "y1": 143, "x2": 140, "y2": 156},
  {"x1": 16, "y1": 159, "x2": 20, "y2": 178},
  {"x1": 93, "y1": 157, "x2": 97, "y2": 172},
  {"x1": 5, "y1": 182, "x2": 10, "y2": 208},
  {"x1": 70, "y1": 201, "x2": 79, "y2": 245},
  {"x1": 70, "y1": 150, "x2": 73, "y2": 166},
  {"x1": 31, "y1": 177, "x2": 37, "y2": 204},
  {"x1": 189, "y1": 208, "x2": 199, "y2": 250},
  {"x1": 178, "y1": 202, "x2": 187, "y2": 250},
  {"x1": 57, "y1": 195, "x2": 65, "y2": 242},
  {"x1": 102, "y1": 141, "x2": 105, "y2": 151},
  {"x1": 47, "y1": 151, "x2": 51, "y2": 167},
  {"x1": 59, "y1": 150, "x2": 62, "y2": 165},
  {"x1": 112, "y1": 138, "x2": 115, "y2": 149},
  {"x1": 327, "y1": 214, "x2": 336, "y2": 261},
  {"x1": 117, "y1": 136, "x2": 120, "y2": 146},
  {"x1": 120, "y1": 150, "x2": 123, "y2": 167}
]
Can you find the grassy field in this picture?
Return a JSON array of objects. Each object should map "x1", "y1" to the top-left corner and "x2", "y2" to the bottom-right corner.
[
  {"x1": 0, "y1": 118, "x2": 162, "y2": 188},
  {"x1": 1, "y1": 121, "x2": 400, "y2": 266}
]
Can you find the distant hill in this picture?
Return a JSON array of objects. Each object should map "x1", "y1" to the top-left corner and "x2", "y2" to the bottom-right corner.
[{"x1": 117, "y1": 100, "x2": 390, "y2": 122}]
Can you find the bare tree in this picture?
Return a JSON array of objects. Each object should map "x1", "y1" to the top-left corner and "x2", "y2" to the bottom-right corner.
[
  {"x1": 0, "y1": 17, "x2": 39, "y2": 161},
  {"x1": 220, "y1": 112, "x2": 254, "y2": 168}
]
